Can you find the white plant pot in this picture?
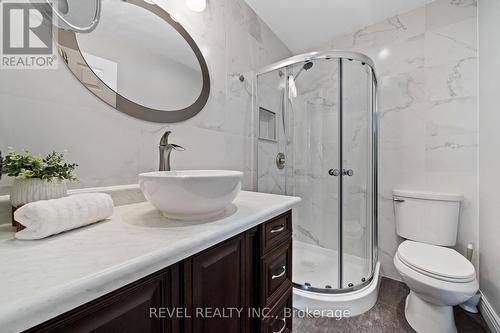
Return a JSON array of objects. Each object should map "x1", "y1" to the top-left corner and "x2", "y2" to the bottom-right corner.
[{"x1": 10, "y1": 178, "x2": 67, "y2": 207}]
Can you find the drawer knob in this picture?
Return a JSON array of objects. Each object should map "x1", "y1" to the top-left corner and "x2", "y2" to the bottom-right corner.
[
  {"x1": 272, "y1": 265, "x2": 286, "y2": 280},
  {"x1": 273, "y1": 318, "x2": 286, "y2": 333},
  {"x1": 270, "y1": 225, "x2": 285, "y2": 234}
]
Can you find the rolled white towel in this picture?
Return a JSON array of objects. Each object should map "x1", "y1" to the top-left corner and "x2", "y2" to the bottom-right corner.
[{"x1": 14, "y1": 193, "x2": 114, "y2": 240}]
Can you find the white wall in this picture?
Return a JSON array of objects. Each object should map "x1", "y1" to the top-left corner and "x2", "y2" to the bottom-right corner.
[
  {"x1": 313, "y1": 0, "x2": 478, "y2": 280},
  {"x1": 0, "y1": 0, "x2": 291, "y2": 198},
  {"x1": 479, "y1": 0, "x2": 500, "y2": 321}
]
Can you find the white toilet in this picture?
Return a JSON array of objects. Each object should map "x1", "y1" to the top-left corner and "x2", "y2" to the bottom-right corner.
[{"x1": 392, "y1": 190, "x2": 478, "y2": 333}]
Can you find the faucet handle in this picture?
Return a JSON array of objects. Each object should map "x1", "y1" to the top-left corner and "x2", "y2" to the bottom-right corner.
[
  {"x1": 160, "y1": 131, "x2": 185, "y2": 151},
  {"x1": 170, "y1": 143, "x2": 185, "y2": 151}
]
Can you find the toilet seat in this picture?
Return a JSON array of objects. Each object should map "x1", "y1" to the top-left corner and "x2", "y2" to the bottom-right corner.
[{"x1": 396, "y1": 241, "x2": 475, "y2": 283}]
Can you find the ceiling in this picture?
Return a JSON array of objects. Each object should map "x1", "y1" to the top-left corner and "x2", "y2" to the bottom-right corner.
[{"x1": 245, "y1": 0, "x2": 434, "y2": 54}]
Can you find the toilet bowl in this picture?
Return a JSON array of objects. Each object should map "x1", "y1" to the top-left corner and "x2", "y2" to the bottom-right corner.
[
  {"x1": 394, "y1": 241, "x2": 478, "y2": 333},
  {"x1": 392, "y1": 190, "x2": 478, "y2": 333}
]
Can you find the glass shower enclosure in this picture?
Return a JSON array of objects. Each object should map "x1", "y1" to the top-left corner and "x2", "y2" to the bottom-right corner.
[{"x1": 257, "y1": 51, "x2": 378, "y2": 294}]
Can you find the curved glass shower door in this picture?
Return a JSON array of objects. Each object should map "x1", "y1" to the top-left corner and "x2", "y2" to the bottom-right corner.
[
  {"x1": 286, "y1": 59, "x2": 341, "y2": 290},
  {"x1": 256, "y1": 51, "x2": 377, "y2": 294},
  {"x1": 341, "y1": 59, "x2": 374, "y2": 289}
]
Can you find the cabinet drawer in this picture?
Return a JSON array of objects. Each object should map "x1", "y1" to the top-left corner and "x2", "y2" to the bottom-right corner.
[
  {"x1": 261, "y1": 240, "x2": 292, "y2": 306},
  {"x1": 261, "y1": 211, "x2": 291, "y2": 254},
  {"x1": 261, "y1": 288, "x2": 292, "y2": 333}
]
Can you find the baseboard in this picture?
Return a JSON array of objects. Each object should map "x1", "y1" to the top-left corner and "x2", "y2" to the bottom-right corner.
[{"x1": 479, "y1": 292, "x2": 500, "y2": 333}]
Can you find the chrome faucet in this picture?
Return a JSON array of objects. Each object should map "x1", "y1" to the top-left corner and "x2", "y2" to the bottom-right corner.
[{"x1": 159, "y1": 131, "x2": 185, "y2": 171}]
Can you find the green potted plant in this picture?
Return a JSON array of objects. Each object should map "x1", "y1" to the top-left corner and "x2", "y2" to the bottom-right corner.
[{"x1": 0, "y1": 149, "x2": 78, "y2": 209}]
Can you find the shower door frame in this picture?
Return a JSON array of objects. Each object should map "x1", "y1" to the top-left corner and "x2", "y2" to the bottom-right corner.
[{"x1": 256, "y1": 50, "x2": 378, "y2": 293}]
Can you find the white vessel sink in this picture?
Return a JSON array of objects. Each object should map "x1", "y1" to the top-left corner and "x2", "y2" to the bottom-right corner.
[{"x1": 139, "y1": 170, "x2": 243, "y2": 220}]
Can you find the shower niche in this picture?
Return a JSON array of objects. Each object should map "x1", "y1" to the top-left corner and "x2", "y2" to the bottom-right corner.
[
  {"x1": 259, "y1": 107, "x2": 277, "y2": 141},
  {"x1": 256, "y1": 51, "x2": 379, "y2": 315}
]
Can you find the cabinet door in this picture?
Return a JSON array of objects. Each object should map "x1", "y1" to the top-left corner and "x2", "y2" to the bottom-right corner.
[
  {"x1": 184, "y1": 235, "x2": 247, "y2": 333},
  {"x1": 28, "y1": 273, "x2": 166, "y2": 333}
]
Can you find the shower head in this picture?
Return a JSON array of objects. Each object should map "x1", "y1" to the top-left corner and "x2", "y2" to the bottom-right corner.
[
  {"x1": 303, "y1": 62, "x2": 313, "y2": 70},
  {"x1": 294, "y1": 61, "x2": 313, "y2": 81},
  {"x1": 288, "y1": 61, "x2": 313, "y2": 100}
]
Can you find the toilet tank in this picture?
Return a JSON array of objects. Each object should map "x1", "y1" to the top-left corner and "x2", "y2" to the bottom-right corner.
[{"x1": 393, "y1": 190, "x2": 463, "y2": 246}]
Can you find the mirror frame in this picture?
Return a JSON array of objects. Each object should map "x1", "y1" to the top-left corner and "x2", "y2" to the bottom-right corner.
[{"x1": 56, "y1": 0, "x2": 210, "y2": 123}]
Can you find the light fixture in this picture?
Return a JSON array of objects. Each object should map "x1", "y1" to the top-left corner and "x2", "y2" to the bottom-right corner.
[{"x1": 186, "y1": 0, "x2": 206, "y2": 12}]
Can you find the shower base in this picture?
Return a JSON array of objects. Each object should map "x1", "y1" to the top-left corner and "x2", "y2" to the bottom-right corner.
[{"x1": 293, "y1": 240, "x2": 380, "y2": 317}]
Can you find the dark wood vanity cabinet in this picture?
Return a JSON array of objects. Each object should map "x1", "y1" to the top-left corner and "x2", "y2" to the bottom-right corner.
[
  {"x1": 180, "y1": 210, "x2": 292, "y2": 333},
  {"x1": 26, "y1": 211, "x2": 293, "y2": 333}
]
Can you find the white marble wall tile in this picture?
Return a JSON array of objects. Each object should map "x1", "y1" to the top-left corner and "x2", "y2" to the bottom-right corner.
[
  {"x1": 327, "y1": 7, "x2": 425, "y2": 52},
  {"x1": 424, "y1": 97, "x2": 477, "y2": 172},
  {"x1": 425, "y1": 127, "x2": 476, "y2": 173},
  {"x1": 225, "y1": 71, "x2": 255, "y2": 137},
  {"x1": 378, "y1": 70, "x2": 426, "y2": 115},
  {"x1": 424, "y1": 18, "x2": 477, "y2": 67},
  {"x1": 373, "y1": 34, "x2": 425, "y2": 78},
  {"x1": 425, "y1": 0, "x2": 477, "y2": 31},
  {"x1": 424, "y1": 58, "x2": 477, "y2": 102},
  {"x1": 257, "y1": 140, "x2": 285, "y2": 194},
  {"x1": 256, "y1": 65, "x2": 288, "y2": 196},
  {"x1": 225, "y1": 3, "x2": 259, "y2": 75}
]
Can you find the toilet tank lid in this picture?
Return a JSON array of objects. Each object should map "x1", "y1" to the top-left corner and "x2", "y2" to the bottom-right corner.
[{"x1": 393, "y1": 190, "x2": 463, "y2": 202}]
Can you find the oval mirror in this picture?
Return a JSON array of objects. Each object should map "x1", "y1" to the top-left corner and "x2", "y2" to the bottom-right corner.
[{"x1": 57, "y1": 0, "x2": 210, "y2": 123}]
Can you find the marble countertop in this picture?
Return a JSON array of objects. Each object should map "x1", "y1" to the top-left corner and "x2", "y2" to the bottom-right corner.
[{"x1": 0, "y1": 190, "x2": 300, "y2": 333}]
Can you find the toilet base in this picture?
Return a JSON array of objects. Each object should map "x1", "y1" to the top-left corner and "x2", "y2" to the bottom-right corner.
[{"x1": 404, "y1": 291, "x2": 457, "y2": 333}]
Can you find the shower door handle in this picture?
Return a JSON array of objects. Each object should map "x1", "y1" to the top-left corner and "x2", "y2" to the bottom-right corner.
[
  {"x1": 328, "y1": 169, "x2": 340, "y2": 176},
  {"x1": 342, "y1": 169, "x2": 354, "y2": 177}
]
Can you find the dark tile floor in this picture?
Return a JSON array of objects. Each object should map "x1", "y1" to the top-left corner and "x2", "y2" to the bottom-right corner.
[{"x1": 293, "y1": 277, "x2": 490, "y2": 333}]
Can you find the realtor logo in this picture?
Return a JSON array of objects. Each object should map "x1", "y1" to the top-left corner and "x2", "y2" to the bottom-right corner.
[{"x1": 1, "y1": 0, "x2": 57, "y2": 69}]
